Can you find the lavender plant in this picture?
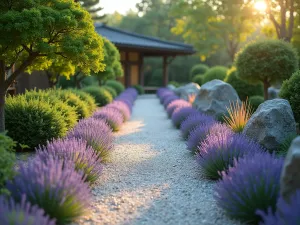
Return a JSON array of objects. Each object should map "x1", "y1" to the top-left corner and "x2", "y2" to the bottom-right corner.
[
  {"x1": 257, "y1": 190, "x2": 300, "y2": 225},
  {"x1": 0, "y1": 195, "x2": 55, "y2": 225},
  {"x1": 180, "y1": 113, "x2": 216, "y2": 139},
  {"x1": 67, "y1": 118, "x2": 114, "y2": 162},
  {"x1": 36, "y1": 138, "x2": 103, "y2": 185},
  {"x1": 215, "y1": 152, "x2": 284, "y2": 224},
  {"x1": 187, "y1": 123, "x2": 231, "y2": 152},
  {"x1": 171, "y1": 107, "x2": 199, "y2": 128},
  {"x1": 163, "y1": 95, "x2": 180, "y2": 109},
  {"x1": 197, "y1": 133, "x2": 264, "y2": 180},
  {"x1": 93, "y1": 107, "x2": 124, "y2": 131},
  {"x1": 166, "y1": 100, "x2": 191, "y2": 118},
  {"x1": 106, "y1": 101, "x2": 131, "y2": 122},
  {"x1": 7, "y1": 158, "x2": 91, "y2": 225}
]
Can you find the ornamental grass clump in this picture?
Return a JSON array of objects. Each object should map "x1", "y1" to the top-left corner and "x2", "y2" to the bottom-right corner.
[
  {"x1": 187, "y1": 123, "x2": 232, "y2": 152},
  {"x1": 171, "y1": 107, "x2": 198, "y2": 129},
  {"x1": 223, "y1": 99, "x2": 253, "y2": 133},
  {"x1": 215, "y1": 152, "x2": 284, "y2": 224},
  {"x1": 0, "y1": 195, "x2": 55, "y2": 225},
  {"x1": 166, "y1": 100, "x2": 191, "y2": 118},
  {"x1": 36, "y1": 138, "x2": 103, "y2": 185},
  {"x1": 180, "y1": 113, "x2": 216, "y2": 139},
  {"x1": 67, "y1": 118, "x2": 114, "y2": 162},
  {"x1": 257, "y1": 190, "x2": 300, "y2": 225},
  {"x1": 93, "y1": 107, "x2": 124, "y2": 131},
  {"x1": 7, "y1": 158, "x2": 91, "y2": 225},
  {"x1": 107, "y1": 101, "x2": 131, "y2": 121},
  {"x1": 197, "y1": 133, "x2": 264, "y2": 180}
]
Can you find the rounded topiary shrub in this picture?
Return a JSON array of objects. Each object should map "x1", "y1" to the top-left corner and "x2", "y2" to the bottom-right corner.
[
  {"x1": 132, "y1": 84, "x2": 144, "y2": 95},
  {"x1": 202, "y1": 66, "x2": 228, "y2": 84},
  {"x1": 7, "y1": 158, "x2": 91, "y2": 225},
  {"x1": 190, "y1": 64, "x2": 209, "y2": 79},
  {"x1": 105, "y1": 80, "x2": 125, "y2": 95},
  {"x1": 236, "y1": 39, "x2": 299, "y2": 100},
  {"x1": 168, "y1": 81, "x2": 180, "y2": 87},
  {"x1": 224, "y1": 67, "x2": 263, "y2": 100},
  {"x1": 5, "y1": 96, "x2": 68, "y2": 149},
  {"x1": 69, "y1": 89, "x2": 97, "y2": 113},
  {"x1": 82, "y1": 86, "x2": 113, "y2": 107},
  {"x1": 0, "y1": 195, "x2": 55, "y2": 225},
  {"x1": 249, "y1": 95, "x2": 264, "y2": 111},
  {"x1": 192, "y1": 75, "x2": 203, "y2": 86},
  {"x1": 102, "y1": 86, "x2": 117, "y2": 98},
  {"x1": 24, "y1": 90, "x2": 78, "y2": 129},
  {"x1": 51, "y1": 90, "x2": 90, "y2": 119},
  {"x1": 0, "y1": 133, "x2": 15, "y2": 193},
  {"x1": 279, "y1": 70, "x2": 300, "y2": 124},
  {"x1": 215, "y1": 152, "x2": 284, "y2": 224}
]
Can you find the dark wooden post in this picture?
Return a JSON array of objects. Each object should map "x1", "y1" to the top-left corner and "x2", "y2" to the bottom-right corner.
[
  {"x1": 163, "y1": 56, "x2": 168, "y2": 86},
  {"x1": 139, "y1": 54, "x2": 144, "y2": 86}
]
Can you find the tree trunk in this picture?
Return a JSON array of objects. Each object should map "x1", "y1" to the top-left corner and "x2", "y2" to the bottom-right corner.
[
  {"x1": 263, "y1": 79, "x2": 270, "y2": 101},
  {"x1": 0, "y1": 61, "x2": 6, "y2": 132}
]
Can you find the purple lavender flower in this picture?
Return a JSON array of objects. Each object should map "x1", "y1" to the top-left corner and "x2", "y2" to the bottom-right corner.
[
  {"x1": 93, "y1": 107, "x2": 124, "y2": 131},
  {"x1": 196, "y1": 133, "x2": 264, "y2": 180},
  {"x1": 171, "y1": 107, "x2": 199, "y2": 129},
  {"x1": 7, "y1": 157, "x2": 91, "y2": 224},
  {"x1": 106, "y1": 101, "x2": 131, "y2": 121},
  {"x1": 67, "y1": 118, "x2": 114, "y2": 162},
  {"x1": 163, "y1": 95, "x2": 180, "y2": 109},
  {"x1": 166, "y1": 100, "x2": 191, "y2": 118},
  {"x1": 180, "y1": 113, "x2": 216, "y2": 139},
  {"x1": 160, "y1": 92, "x2": 175, "y2": 104},
  {"x1": 215, "y1": 152, "x2": 284, "y2": 224},
  {"x1": 257, "y1": 190, "x2": 300, "y2": 225},
  {"x1": 187, "y1": 122, "x2": 231, "y2": 151},
  {"x1": 36, "y1": 137, "x2": 103, "y2": 184},
  {"x1": 0, "y1": 195, "x2": 55, "y2": 225},
  {"x1": 114, "y1": 97, "x2": 133, "y2": 111}
]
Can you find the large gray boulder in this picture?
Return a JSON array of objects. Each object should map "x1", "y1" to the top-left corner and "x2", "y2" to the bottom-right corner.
[
  {"x1": 243, "y1": 99, "x2": 296, "y2": 151},
  {"x1": 193, "y1": 79, "x2": 240, "y2": 118},
  {"x1": 174, "y1": 82, "x2": 200, "y2": 101},
  {"x1": 167, "y1": 84, "x2": 176, "y2": 90},
  {"x1": 280, "y1": 136, "x2": 300, "y2": 200},
  {"x1": 268, "y1": 87, "x2": 280, "y2": 100}
]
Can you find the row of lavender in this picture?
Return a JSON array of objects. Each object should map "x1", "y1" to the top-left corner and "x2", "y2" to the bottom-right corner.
[
  {"x1": 157, "y1": 88, "x2": 298, "y2": 225},
  {"x1": 0, "y1": 88, "x2": 138, "y2": 225}
]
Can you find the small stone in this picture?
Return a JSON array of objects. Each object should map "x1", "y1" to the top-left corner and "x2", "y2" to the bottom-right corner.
[{"x1": 174, "y1": 82, "x2": 200, "y2": 101}]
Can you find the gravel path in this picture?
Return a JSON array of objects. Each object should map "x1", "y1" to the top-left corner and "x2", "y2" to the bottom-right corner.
[{"x1": 77, "y1": 94, "x2": 242, "y2": 225}]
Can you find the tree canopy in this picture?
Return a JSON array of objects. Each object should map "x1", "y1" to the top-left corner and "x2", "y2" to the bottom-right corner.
[{"x1": 0, "y1": 0, "x2": 105, "y2": 131}]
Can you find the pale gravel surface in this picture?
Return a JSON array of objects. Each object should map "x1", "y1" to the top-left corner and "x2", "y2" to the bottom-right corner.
[{"x1": 76, "y1": 94, "x2": 242, "y2": 225}]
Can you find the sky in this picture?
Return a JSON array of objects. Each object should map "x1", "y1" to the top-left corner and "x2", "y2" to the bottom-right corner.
[{"x1": 100, "y1": 0, "x2": 139, "y2": 15}]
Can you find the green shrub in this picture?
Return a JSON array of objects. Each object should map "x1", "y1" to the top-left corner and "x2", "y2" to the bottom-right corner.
[
  {"x1": 82, "y1": 86, "x2": 113, "y2": 106},
  {"x1": 0, "y1": 133, "x2": 15, "y2": 194},
  {"x1": 203, "y1": 66, "x2": 228, "y2": 84},
  {"x1": 168, "y1": 81, "x2": 180, "y2": 87},
  {"x1": 51, "y1": 90, "x2": 90, "y2": 119},
  {"x1": 236, "y1": 39, "x2": 299, "y2": 100},
  {"x1": 24, "y1": 90, "x2": 78, "y2": 129},
  {"x1": 224, "y1": 67, "x2": 263, "y2": 100},
  {"x1": 102, "y1": 85, "x2": 117, "y2": 98},
  {"x1": 280, "y1": 70, "x2": 300, "y2": 124},
  {"x1": 132, "y1": 85, "x2": 144, "y2": 95},
  {"x1": 5, "y1": 96, "x2": 67, "y2": 149},
  {"x1": 190, "y1": 64, "x2": 209, "y2": 79},
  {"x1": 192, "y1": 75, "x2": 203, "y2": 86},
  {"x1": 105, "y1": 80, "x2": 125, "y2": 95},
  {"x1": 69, "y1": 89, "x2": 97, "y2": 112},
  {"x1": 249, "y1": 95, "x2": 264, "y2": 111},
  {"x1": 277, "y1": 133, "x2": 298, "y2": 156}
]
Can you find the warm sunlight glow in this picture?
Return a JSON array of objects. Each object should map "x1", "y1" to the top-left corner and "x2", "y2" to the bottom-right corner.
[{"x1": 254, "y1": 1, "x2": 267, "y2": 11}]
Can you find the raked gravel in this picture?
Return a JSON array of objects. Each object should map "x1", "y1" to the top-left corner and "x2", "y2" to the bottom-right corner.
[{"x1": 75, "y1": 94, "x2": 243, "y2": 225}]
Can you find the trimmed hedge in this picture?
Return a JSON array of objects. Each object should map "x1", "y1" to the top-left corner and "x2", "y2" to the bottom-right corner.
[
  {"x1": 82, "y1": 86, "x2": 113, "y2": 106},
  {"x1": 203, "y1": 66, "x2": 228, "y2": 84},
  {"x1": 102, "y1": 86, "x2": 117, "y2": 98},
  {"x1": 190, "y1": 64, "x2": 209, "y2": 79},
  {"x1": 132, "y1": 85, "x2": 144, "y2": 95},
  {"x1": 105, "y1": 80, "x2": 125, "y2": 95}
]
